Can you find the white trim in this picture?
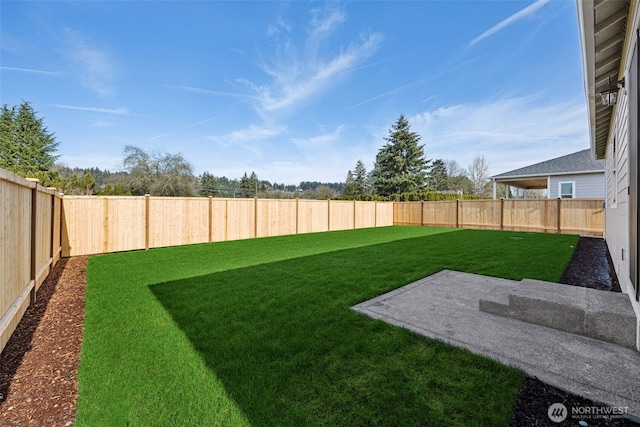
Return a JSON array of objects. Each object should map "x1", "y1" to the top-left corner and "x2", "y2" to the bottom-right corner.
[{"x1": 558, "y1": 181, "x2": 576, "y2": 199}]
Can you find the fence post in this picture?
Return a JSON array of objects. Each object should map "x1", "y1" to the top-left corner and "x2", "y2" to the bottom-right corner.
[
  {"x1": 295, "y1": 198, "x2": 299, "y2": 234},
  {"x1": 208, "y1": 196, "x2": 213, "y2": 243},
  {"x1": 455, "y1": 199, "x2": 460, "y2": 228},
  {"x1": 145, "y1": 194, "x2": 150, "y2": 250},
  {"x1": 103, "y1": 197, "x2": 109, "y2": 254},
  {"x1": 327, "y1": 199, "x2": 331, "y2": 231},
  {"x1": 421, "y1": 201, "x2": 425, "y2": 226},
  {"x1": 557, "y1": 198, "x2": 562, "y2": 234},
  {"x1": 500, "y1": 198, "x2": 504, "y2": 230},
  {"x1": 374, "y1": 201, "x2": 377, "y2": 227},
  {"x1": 48, "y1": 189, "x2": 56, "y2": 267},
  {"x1": 26, "y1": 178, "x2": 38, "y2": 303},
  {"x1": 254, "y1": 197, "x2": 258, "y2": 238}
]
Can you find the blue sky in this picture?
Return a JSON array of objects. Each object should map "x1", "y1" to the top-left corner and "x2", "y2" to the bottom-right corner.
[{"x1": 1, "y1": 0, "x2": 588, "y2": 185}]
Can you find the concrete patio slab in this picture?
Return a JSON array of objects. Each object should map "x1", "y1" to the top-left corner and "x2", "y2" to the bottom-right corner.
[{"x1": 351, "y1": 269, "x2": 640, "y2": 417}]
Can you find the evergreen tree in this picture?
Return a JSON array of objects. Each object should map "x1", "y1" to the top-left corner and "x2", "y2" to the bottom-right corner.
[
  {"x1": 353, "y1": 160, "x2": 368, "y2": 197},
  {"x1": 198, "y1": 171, "x2": 221, "y2": 196},
  {"x1": 0, "y1": 105, "x2": 16, "y2": 171},
  {"x1": 344, "y1": 170, "x2": 356, "y2": 196},
  {"x1": 429, "y1": 159, "x2": 448, "y2": 191},
  {"x1": 372, "y1": 115, "x2": 430, "y2": 196},
  {"x1": 0, "y1": 102, "x2": 59, "y2": 184}
]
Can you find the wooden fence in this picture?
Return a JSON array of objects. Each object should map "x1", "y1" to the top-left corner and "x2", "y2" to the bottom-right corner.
[
  {"x1": 1, "y1": 169, "x2": 62, "y2": 353},
  {"x1": 61, "y1": 196, "x2": 395, "y2": 257},
  {"x1": 394, "y1": 198, "x2": 605, "y2": 236}
]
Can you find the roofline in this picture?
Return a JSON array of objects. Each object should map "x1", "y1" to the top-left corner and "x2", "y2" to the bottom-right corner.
[
  {"x1": 577, "y1": 0, "x2": 598, "y2": 158},
  {"x1": 490, "y1": 170, "x2": 605, "y2": 180}
]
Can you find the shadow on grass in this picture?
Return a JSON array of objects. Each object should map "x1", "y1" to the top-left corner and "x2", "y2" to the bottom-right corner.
[{"x1": 149, "y1": 230, "x2": 575, "y2": 426}]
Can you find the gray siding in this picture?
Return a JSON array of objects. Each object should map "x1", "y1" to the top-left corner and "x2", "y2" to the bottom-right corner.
[{"x1": 548, "y1": 173, "x2": 605, "y2": 198}]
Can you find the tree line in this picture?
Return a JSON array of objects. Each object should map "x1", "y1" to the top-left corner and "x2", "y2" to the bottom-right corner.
[{"x1": 0, "y1": 102, "x2": 495, "y2": 199}]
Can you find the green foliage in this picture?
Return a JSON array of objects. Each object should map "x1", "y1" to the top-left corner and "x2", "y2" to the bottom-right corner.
[
  {"x1": 97, "y1": 183, "x2": 132, "y2": 196},
  {"x1": 372, "y1": 115, "x2": 430, "y2": 196},
  {"x1": 197, "y1": 171, "x2": 221, "y2": 196},
  {"x1": 0, "y1": 101, "x2": 59, "y2": 185},
  {"x1": 78, "y1": 227, "x2": 578, "y2": 426},
  {"x1": 428, "y1": 159, "x2": 449, "y2": 191}
]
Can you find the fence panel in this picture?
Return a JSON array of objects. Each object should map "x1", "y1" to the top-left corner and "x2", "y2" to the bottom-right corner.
[
  {"x1": 1, "y1": 169, "x2": 61, "y2": 353},
  {"x1": 149, "y1": 197, "x2": 209, "y2": 248},
  {"x1": 297, "y1": 199, "x2": 329, "y2": 234},
  {"x1": 256, "y1": 199, "x2": 297, "y2": 238},
  {"x1": 395, "y1": 198, "x2": 604, "y2": 236},
  {"x1": 225, "y1": 199, "x2": 256, "y2": 241},
  {"x1": 459, "y1": 199, "x2": 502, "y2": 230},
  {"x1": 329, "y1": 200, "x2": 355, "y2": 231},
  {"x1": 422, "y1": 201, "x2": 457, "y2": 228},
  {"x1": 559, "y1": 199, "x2": 604, "y2": 236},
  {"x1": 394, "y1": 202, "x2": 423, "y2": 225},
  {"x1": 354, "y1": 201, "x2": 376, "y2": 228},
  {"x1": 375, "y1": 202, "x2": 395, "y2": 227}
]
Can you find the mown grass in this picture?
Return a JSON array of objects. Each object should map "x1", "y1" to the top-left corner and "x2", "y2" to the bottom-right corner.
[{"x1": 77, "y1": 226, "x2": 578, "y2": 426}]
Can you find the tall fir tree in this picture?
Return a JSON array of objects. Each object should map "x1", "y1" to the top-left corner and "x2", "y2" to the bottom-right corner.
[
  {"x1": 353, "y1": 159, "x2": 368, "y2": 196},
  {"x1": 344, "y1": 170, "x2": 356, "y2": 196},
  {"x1": 372, "y1": 115, "x2": 430, "y2": 196},
  {"x1": 0, "y1": 102, "x2": 59, "y2": 184},
  {"x1": 429, "y1": 159, "x2": 449, "y2": 191}
]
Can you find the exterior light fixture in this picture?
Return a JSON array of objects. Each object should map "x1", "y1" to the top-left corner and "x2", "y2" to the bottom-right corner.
[{"x1": 600, "y1": 76, "x2": 625, "y2": 106}]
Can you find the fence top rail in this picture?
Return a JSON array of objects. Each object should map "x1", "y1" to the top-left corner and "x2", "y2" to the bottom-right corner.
[{"x1": 0, "y1": 168, "x2": 60, "y2": 195}]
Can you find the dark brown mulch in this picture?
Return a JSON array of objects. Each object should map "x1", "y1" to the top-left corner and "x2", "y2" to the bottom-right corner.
[
  {"x1": 0, "y1": 238, "x2": 636, "y2": 426},
  {"x1": 560, "y1": 236, "x2": 621, "y2": 292},
  {"x1": 0, "y1": 256, "x2": 87, "y2": 427}
]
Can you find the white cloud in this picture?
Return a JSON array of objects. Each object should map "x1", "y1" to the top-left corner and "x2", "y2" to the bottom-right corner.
[
  {"x1": 208, "y1": 124, "x2": 287, "y2": 156},
  {"x1": 410, "y1": 95, "x2": 589, "y2": 176},
  {"x1": 58, "y1": 28, "x2": 116, "y2": 96},
  {"x1": 0, "y1": 66, "x2": 62, "y2": 76},
  {"x1": 52, "y1": 104, "x2": 128, "y2": 115},
  {"x1": 248, "y1": 7, "x2": 382, "y2": 115},
  {"x1": 167, "y1": 84, "x2": 253, "y2": 100},
  {"x1": 469, "y1": 0, "x2": 551, "y2": 47},
  {"x1": 290, "y1": 126, "x2": 344, "y2": 148}
]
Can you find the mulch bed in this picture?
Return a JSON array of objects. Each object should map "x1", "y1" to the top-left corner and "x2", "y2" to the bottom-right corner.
[
  {"x1": 0, "y1": 257, "x2": 87, "y2": 427},
  {"x1": 0, "y1": 238, "x2": 636, "y2": 426}
]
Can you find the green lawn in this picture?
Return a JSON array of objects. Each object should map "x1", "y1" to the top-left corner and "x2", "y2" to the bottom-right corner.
[{"x1": 77, "y1": 226, "x2": 579, "y2": 426}]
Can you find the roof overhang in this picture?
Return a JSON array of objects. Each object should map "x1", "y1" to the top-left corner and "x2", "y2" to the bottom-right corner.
[
  {"x1": 492, "y1": 170, "x2": 604, "y2": 190},
  {"x1": 577, "y1": 0, "x2": 630, "y2": 160}
]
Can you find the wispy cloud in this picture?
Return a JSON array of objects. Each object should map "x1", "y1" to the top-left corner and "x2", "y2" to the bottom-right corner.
[
  {"x1": 167, "y1": 84, "x2": 254, "y2": 100},
  {"x1": 147, "y1": 110, "x2": 235, "y2": 141},
  {"x1": 290, "y1": 126, "x2": 344, "y2": 148},
  {"x1": 58, "y1": 28, "x2": 116, "y2": 95},
  {"x1": 52, "y1": 103, "x2": 128, "y2": 115},
  {"x1": 248, "y1": 5, "x2": 382, "y2": 115},
  {"x1": 208, "y1": 124, "x2": 287, "y2": 156},
  {"x1": 468, "y1": 0, "x2": 551, "y2": 47},
  {"x1": 0, "y1": 66, "x2": 62, "y2": 76},
  {"x1": 410, "y1": 95, "x2": 588, "y2": 175}
]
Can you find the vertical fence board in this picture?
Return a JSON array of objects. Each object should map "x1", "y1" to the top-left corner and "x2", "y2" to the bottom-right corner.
[{"x1": 225, "y1": 199, "x2": 255, "y2": 241}]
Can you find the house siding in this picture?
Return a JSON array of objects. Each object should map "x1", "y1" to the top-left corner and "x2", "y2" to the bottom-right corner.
[
  {"x1": 548, "y1": 173, "x2": 605, "y2": 198},
  {"x1": 599, "y1": 0, "x2": 640, "y2": 350}
]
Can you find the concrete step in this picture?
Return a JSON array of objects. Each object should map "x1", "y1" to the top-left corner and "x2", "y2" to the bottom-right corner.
[{"x1": 479, "y1": 279, "x2": 637, "y2": 349}]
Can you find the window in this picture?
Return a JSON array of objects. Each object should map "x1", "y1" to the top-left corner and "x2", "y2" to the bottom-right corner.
[{"x1": 559, "y1": 181, "x2": 575, "y2": 198}]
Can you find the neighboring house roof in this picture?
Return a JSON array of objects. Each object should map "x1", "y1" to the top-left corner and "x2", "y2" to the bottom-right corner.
[
  {"x1": 490, "y1": 149, "x2": 604, "y2": 189},
  {"x1": 577, "y1": 0, "x2": 630, "y2": 160}
]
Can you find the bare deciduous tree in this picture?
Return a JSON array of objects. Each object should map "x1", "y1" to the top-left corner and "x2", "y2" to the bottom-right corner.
[{"x1": 467, "y1": 154, "x2": 491, "y2": 197}]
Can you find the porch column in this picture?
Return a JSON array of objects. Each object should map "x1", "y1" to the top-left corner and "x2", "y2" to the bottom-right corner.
[{"x1": 492, "y1": 180, "x2": 497, "y2": 199}]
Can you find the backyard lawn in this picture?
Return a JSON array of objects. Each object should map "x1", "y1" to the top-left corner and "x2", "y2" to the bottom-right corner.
[{"x1": 77, "y1": 226, "x2": 579, "y2": 426}]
